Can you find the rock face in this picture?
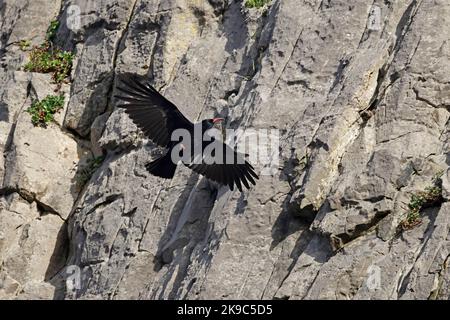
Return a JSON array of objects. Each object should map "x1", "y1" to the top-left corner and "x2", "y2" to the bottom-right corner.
[{"x1": 0, "y1": 0, "x2": 449, "y2": 300}]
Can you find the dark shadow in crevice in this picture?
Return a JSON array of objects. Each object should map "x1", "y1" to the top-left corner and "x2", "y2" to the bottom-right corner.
[
  {"x1": 152, "y1": 175, "x2": 218, "y2": 271},
  {"x1": 225, "y1": 1, "x2": 280, "y2": 129},
  {"x1": 220, "y1": 1, "x2": 249, "y2": 54},
  {"x1": 150, "y1": 177, "x2": 220, "y2": 299},
  {"x1": 44, "y1": 220, "x2": 70, "y2": 300},
  {"x1": 397, "y1": 205, "x2": 441, "y2": 297},
  {"x1": 0, "y1": 101, "x2": 8, "y2": 122}
]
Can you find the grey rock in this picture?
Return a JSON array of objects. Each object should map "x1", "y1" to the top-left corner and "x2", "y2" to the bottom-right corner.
[
  {"x1": 0, "y1": 0, "x2": 449, "y2": 300},
  {"x1": 2, "y1": 74, "x2": 87, "y2": 219},
  {"x1": 443, "y1": 168, "x2": 450, "y2": 201},
  {"x1": 90, "y1": 112, "x2": 110, "y2": 157},
  {"x1": 0, "y1": 194, "x2": 66, "y2": 300}
]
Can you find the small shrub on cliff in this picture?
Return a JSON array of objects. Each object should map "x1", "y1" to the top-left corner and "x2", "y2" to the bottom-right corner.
[
  {"x1": 23, "y1": 19, "x2": 74, "y2": 84},
  {"x1": 245, "y1": 0, "x2": 271, "y2": 8},
  {"x1": 400, "y1": 180, "x2": 443, "y2": 231},
  {"x1": 26, "y1": 95, "x2": 65, "y2": 127},
  {"x1": 46, "y1": 20, "x2": 60, "y2": 42},
  {"x1": 19, "y1": 40, "x2": 31, "y2": 51},
  {"x1": 24, "y1": 42, "x2": 74, "y2": 84}
]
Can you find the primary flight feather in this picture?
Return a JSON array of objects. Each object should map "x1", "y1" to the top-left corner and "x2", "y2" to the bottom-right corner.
[{"x1": 114, "y1": 73, "x2": 258, "y2": 191}]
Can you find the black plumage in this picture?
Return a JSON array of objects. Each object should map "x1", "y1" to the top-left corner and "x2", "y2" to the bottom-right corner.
[{"x1": 114, "y1": 73, "x2": 258, "y2": 192}]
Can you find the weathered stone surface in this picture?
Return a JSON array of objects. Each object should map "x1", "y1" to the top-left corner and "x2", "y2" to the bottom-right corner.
[
  {"x1": 0, "y1": 72, "x2": 31, "y2": 187},
  {"x1": 2, "y1": 73, "x2": 86, "y2": 219},
  {"x1": 90, "y1": 113, "x2": 110, "y2": 157},
  {"x1": 63, "y1": 29, "x2": 120, "y2": 137},
  {"x1": 1, "y1": 0, "x2": 449, "y2": 300},
  {"x1": 0, "y1": 1, "x2": 89, "y2": 297},
  {"x1": 1, "y1": 0, "x2": 61, "y2": 47},
  {"x1": 58, "y1": 0, "x2": 137, "y2": 137},
  {"x1": 0, "y1": 194, "x2": 66, "y2": 299}
]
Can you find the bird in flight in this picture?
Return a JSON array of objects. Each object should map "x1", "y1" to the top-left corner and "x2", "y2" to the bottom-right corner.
[{"x1": 114, "y1": 73, "x2": 258, "y2": 192}]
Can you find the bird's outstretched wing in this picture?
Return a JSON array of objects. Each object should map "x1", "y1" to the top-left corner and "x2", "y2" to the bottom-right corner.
[
  {"x1": 186, "y1": 142, "x2": 259, "y2": 192},
  {"x1": 114, "y1": 73, "x2": 193, "y2": 147}
]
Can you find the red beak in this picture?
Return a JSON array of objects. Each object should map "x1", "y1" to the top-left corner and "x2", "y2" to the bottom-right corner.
[{"x1": 212, "y1": 118, "x2": 224, "y2": 123}]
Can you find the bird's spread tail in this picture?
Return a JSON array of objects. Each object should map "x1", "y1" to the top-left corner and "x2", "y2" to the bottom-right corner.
[{"x1": 145, "y1": 152, "x2": 177, "y2": 179}]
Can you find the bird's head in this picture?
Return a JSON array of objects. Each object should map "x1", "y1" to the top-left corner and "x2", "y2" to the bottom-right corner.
[{"x1": 203, "y1": 117, "x2": 224, "y2": 130}]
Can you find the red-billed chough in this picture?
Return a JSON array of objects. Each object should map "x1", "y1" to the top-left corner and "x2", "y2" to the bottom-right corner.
[{"x1": 114, "y1": 73, "x2": 258, "y2": 192}]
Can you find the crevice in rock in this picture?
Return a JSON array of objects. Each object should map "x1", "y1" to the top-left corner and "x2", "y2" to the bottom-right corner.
[
  {"x1": 106, "y1": 0, "x2": 140, "y2": 108},
  {"x1": 0, "y1": 187, "x2": 66, "y2": 221},
  {"x1": 81, "y1": 193, "x2": 123, "y2": 220},
  {"x1": 2, "y1": 79, "x2": 32, "y2": 162},
  {"x1": 330, "y1": 210, "x2": 390, "y2": 251},
  {"x1": 395, "y1": 206, "x2": 442, "y2": 296},
  {"x1": 392, "y1": 0, "x2": 422, "y2": 57},
  {"x1": 207, "y1": 0, "x2": 229, "y2": 17},
  {"x1": 222, "y1": 2, "x2": 280, "y2": 132},
  {"x1": 61, "y1": 126, "x2": 88, "y2": 142},
  {"x1": 34, "y1": 199, "x2": 66, "y2": 222},
  {"x1": 231, "y1": 1, "x2": 277, "y2": 86},
  {"x1": 356, "y1": 0, "x2": 378, "y2": 47},
  {"x1": 274, "y1": 232, "x2": 317, "y2": 297},
  {"x1": 79, "y1": 259, "x2": 106, "y2": 268},
  {"x1": 429, "y1": 253, "x2": 450, "y2": 300},
  {"x1": 269, "y1": 27, "x2": 303, "y2": 97},
  {"x1": 0, "y1": 1, "x2": 25, "y2": 51},
  {"x1": 360, "y1": 67, "x2": 387, "y2": 118},
  {"x1": 153, "y1": 178, "x2": 216, "y2": 269},
  {"x1": 330, "y1": 58, "x2": 351, "y2": 93},
  {"x1": 44, "y1": 221, "x2": 70, "y2": 283},
  {"x1": 413, "y1": 87, "x2": 449, "y2": 111},
  {"x1": 358, "y1": 0, "x2": 423, "y2": 126}
]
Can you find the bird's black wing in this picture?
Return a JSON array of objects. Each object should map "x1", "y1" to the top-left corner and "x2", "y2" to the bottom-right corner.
[
  {"x1": 114, "y1": 73, "x2": 193, "y2": 147},
  {"x1": 186, "y1": 142, "x2": 259, "y2": 192}
]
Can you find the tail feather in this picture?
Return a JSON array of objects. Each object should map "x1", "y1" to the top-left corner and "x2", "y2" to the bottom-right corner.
[{"x1": 145, "y1": 152, "x2": 177, "y2": 179}]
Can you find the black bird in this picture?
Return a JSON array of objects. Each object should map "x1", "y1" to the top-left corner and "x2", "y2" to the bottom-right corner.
[{"x1": 114, "y1": 73, "x2": 259, "y2": 192}]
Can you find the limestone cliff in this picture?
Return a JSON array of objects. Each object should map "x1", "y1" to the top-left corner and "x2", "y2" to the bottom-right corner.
[{"x1": 0, "y1": 0, "x2": 449, "y2": 299}]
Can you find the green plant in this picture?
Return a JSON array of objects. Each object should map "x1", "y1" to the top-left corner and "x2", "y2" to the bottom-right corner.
[
  {"x1": 26, "y1": 94, "x2": 65, "y2": 127},
  {"x1": 19, "y1": 40, "x2": 31, "y2": 51},
  {"x1": 245, "y1": 0, "x2": 270, "y2": 8},
  {"x1": 400, "y1": 185, "x2": 443, "y2": 230},
  {"x1": 46, "y1": 20, "x2": 60, "y2": 42},
  {"x1": 76, "y1": 156, "x2": 105, "y2": 187},
  {"x1": 23, "y1": 19, "x2": 74, "y2": 84},
  {"x1": 24, "y1": 42, "x2": 74, "y2": 83},
  {"x1": 433, "y1": 170, "x2": 445, "y2": 183}
]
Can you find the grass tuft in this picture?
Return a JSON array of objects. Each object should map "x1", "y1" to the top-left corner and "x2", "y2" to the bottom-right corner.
[
  {"x1": 26, "y1": 95, "x2": 65, "y2": 127},
  {"x1": 245, "y1": 0, "x2": 271, "y2": 8},
  {"x1": 400, "y1": 177, "x2": 443, "y2": 231},
  {"x1": 19, "y1": 40, "x2": 31, "y2": 51},
  {"x1": 24, "y1": 42, "x2": 74, "y2": 84},
  {"x1": 23, "y1": 19, "x2": 74, "y2": 84},
  {"x1": 46, "y1": 20, "x2": 60, "y2": 42}
]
